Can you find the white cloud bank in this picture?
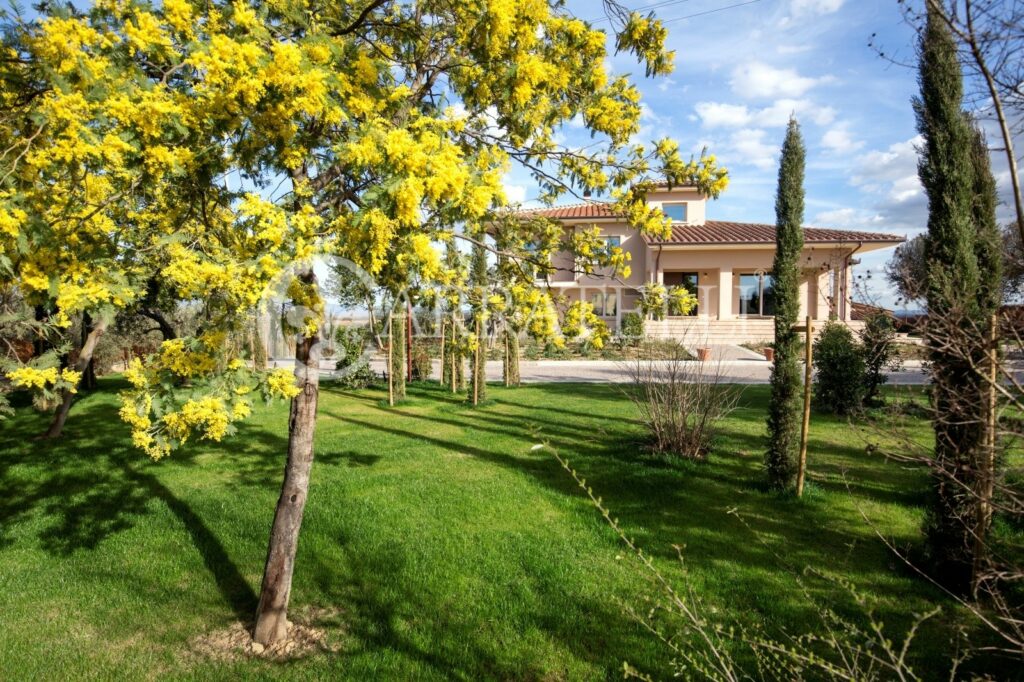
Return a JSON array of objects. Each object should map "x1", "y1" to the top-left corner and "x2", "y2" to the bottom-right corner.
[
  {"x1": 729, "y1": 61, "x2": 833, "y2": 99},
  {"x1": 790, "y1": 0, "x2": 845, "y2": 16},
  {"x1": 695, "y1": 98, "x2": 836, "y2": 128}
]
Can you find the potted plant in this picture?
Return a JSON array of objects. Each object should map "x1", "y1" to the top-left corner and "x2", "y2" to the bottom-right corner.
[
  {"x1": 697, "y1": 346, "x2": 712, "y2": 362},
  {"x1": 763, "y1": 346, "x2": 775, "y2": 362}
]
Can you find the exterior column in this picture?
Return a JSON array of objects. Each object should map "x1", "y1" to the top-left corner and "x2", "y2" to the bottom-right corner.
[
  {"x1": 615, "y1": 288, "x2": 622, "y2": 333},
  {"x1": 798, "y1": 273, "x2": 810, "y2": 319},
  {"x1": 842, "y1": 262, "x2": 853, "y2": 321},
  {"x1": 717, "y1": 267, "x2": 732, "y2": 320},
  {"x1": 828, "y1": 266, "x2": 841, "y2": 319},
  {"x1": 816, "y1": 270, "x2": 831, "y2": 321}
]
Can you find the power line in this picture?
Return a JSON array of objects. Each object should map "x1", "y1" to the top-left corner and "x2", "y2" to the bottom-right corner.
[
  {"x1": 588, "y1": 0, "x2": 696, "y2": 24},
  {"x1": 661, "y1": 0, "x2": 763, "y2": 24}
]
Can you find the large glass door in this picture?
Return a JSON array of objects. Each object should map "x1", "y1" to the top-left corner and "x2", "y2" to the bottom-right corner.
[
  {"x1": 663, "y1": 271, "x2": 699, "y2": 316},
  {"x1": 738, "y1": 272, "x2": 775, "y2": 317}
]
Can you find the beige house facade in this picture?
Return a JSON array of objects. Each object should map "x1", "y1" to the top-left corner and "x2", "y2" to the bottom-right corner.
[{"x1": 521, "y1": 186, "x2": 905, "y2": 344}]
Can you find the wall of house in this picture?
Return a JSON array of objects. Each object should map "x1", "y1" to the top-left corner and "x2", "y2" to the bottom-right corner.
[
  {"x1": 645, "y1": 187, "x2": 707, "y2": 224},
  {"x1": 657, "y1": 246, "x2": 854, "y2": 321},
  {"x1": 544, "y1": 222, "x2": 648, "y2": 287}
]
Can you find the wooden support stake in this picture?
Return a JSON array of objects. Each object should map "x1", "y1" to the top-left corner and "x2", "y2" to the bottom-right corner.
[
  {"x1": 473, "y1": 317, "x2": 481, "y2": 406},
  {"x1": 974, "y1": 312, "x2": 1000, "y2": 593},
  {"x1": 439, "y1": 318, "x2": 447, "y2": 386},
  {"x1": 796, "y1": 316, "x2": 813, "y2": 497},
  {"x1": 387, "y1": 314, "x2": 394, "y2": 407},
  {"x1": 406, "y1": 303, "x2": 413, "y2": 383},
  {"x1": 504, "y1": 325, "x2": 510, "y2": 387}
]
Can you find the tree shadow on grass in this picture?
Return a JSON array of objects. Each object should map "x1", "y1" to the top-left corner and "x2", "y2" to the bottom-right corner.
[
  {"x1": 317, "y1": 393, "x2": 952, "y2": 657},
  {"x1": 0, "y1": 387, "x2": 260, "y2": 622},
  {"x1": 303, "y1": 529, "x2": 666, "y2": 680}
]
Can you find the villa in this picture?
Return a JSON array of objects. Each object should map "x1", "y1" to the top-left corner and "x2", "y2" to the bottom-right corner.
[{"x1": 519, "y1": 185, "x2": 905, "y2": 345}]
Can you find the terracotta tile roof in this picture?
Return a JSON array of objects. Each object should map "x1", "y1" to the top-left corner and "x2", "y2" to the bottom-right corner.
[
  {"x1": 650, "y1": 221, "x2": 905, "y2": 245},
  {"x1": 514, "y1": 203, "x2": 904, "y2": 245},
  {"x1": 516, "y1": 202, "x2": 619, "y2": 219}
]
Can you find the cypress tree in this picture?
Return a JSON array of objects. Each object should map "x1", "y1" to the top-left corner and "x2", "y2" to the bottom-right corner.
[
  {"x1": 470, "y1": 240, "x2": 488, "y2": 404},
  {"x1": 765, "y1": 118, "x2": 806, "y2": 491},
  {"x1": 916, "y1": 6, "x2": 1001, "y2": 591}
]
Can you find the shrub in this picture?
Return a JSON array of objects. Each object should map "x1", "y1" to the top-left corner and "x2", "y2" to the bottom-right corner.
[
  {"x1": 667, "y1": 286, "x2": 697, "y2": 316},
  {"x1": 813, "y1": 321, "x2": 865, "y2": 414},
  {"x1": 410, "y1": 344, "x2": 432, "y2": 381},
  {"x1": 624, "y1": 341, "x2": 738, "y2": 460},
  {"x1": 638, "y1": 283, "x2": 667, "y2": 320},
  {"x1": 542, "y1": 342, "x2": 569, "y2": 359},
  {"x1": 334, "y1": 325, "x2": 374, "y2": 389},
  {"x1": 859, "y1": 312, "x2": 901, "y2": 406},
  {"x1": 334, "y1": 325, "x2": 367, "y2": 370},
  {"x1": 620, "y1": 312, "x2": 645, "y2": 344},
  {"x1": 333, "y1": 362, "x2": 375, "y2": 389}
]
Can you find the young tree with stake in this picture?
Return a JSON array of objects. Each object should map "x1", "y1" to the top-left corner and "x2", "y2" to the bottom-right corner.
[{"x1": 765, "y1": 119, "x2": 806, "y2": 492}]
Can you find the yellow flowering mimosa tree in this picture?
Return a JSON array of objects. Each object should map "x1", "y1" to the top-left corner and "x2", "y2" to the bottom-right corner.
[{"x1": 3, "y1": 0, "x2": 729, "y2": 647}]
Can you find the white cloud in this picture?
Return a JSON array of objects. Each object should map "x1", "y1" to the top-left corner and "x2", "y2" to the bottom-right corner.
[
  {"x1": 694, "y1": 102, "x2": 752, "y2": 128},
  {"x1": 852, "y1": 136, "x2": 923, "y2": 204},
  {"x1": 694, "y1": 98, "x2": 835, "y2": 129},
  {"x1": 812, "y1": 207, "x2": 884, "y2": 227},
  {"x1": 640, "y1": 103, "x2": 670, "y2": 124},
  {"x1": 821, "y1": 124, "x2": 864, "y2": 154},
  {"x1": 728, "y1": 129, "x2": 778, "y2": 169},
  {"x1": 791, "y1": 0, "x2": 845, "y2": 15},
  {"x1": 847, "y1": 136, "x2": 928, "y2": 234},
  {"x1": 730, "y1": 61, "x2": 832, "y2": 99},
  {"x1": 760, "y1": 99, "x2": 836, "y2": 126},
  {"x1": 503, "y1": 183, "x2": 527, "y2": 205},
  {"x1": 656, "y1": 77, "x2": 678, "y2": 93},
  {"x1": 777, "y1": 44, "x2": 814, "y2": 55}
]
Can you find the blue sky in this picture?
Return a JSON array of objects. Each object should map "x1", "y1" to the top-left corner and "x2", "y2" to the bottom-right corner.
[{"x1": 502, "y1": 0, "x2": 1017, "y2": 307}]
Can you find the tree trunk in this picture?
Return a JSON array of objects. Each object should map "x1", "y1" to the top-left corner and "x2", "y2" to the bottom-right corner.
[
  {"x1": 253, "y1": 274, "x2": 322, "y2": 646},
  {"x1": 45, "y1": 316, "x2": 109, "y2": 438},
  {"x1": 504, "y1": 327, "x2": 520, "y2": 387},
  {"x1": 80, "y1": 312, "x2": 97, "y2": 391},
  {"x1": 957, "y1": 0, "x2": 1024, "y2": 245},
  {"x1": 139, "y1": 307, "x2": 178, "y2": 340},
  {"x1": 367, "y1": 297, "x2": 384, "y2": 351},
  {"x1": 252, "y1": 319, "x2": 268, "y2": 370}
]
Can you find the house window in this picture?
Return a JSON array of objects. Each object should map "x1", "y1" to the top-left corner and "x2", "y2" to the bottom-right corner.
[
  {"x1": 738, "y1": 273, "x2": 776, "y2": 317},
  {"x1": 577, "y1": 235, "x2": 622, "y2": 274},
  {"x1": 589, "y1": 291, "x2": 617, "y2": 317},
  {"x1": 602, "y1": 235, "x2": 622, "y2": 257},
  {"x1": 661, "y1": 203, "x2": 688, "y2": 222},
  {"x1": 663, "y1": 271, "x2": 699, "y2": 316}
]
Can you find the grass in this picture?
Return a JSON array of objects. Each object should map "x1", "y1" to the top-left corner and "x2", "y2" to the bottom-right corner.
[{"x1": 0, "y1": 378, "x2": 1011, "y2": 679}]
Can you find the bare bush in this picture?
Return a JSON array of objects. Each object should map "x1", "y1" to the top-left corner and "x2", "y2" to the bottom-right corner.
[{"x1": 623, "y1": 341, "x2": 739, "y2": 460}]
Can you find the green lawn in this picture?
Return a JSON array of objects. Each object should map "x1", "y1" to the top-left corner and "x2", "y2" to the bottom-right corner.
[{"x1": 0, "y1": 378, "x2": 1007, "y2": 679}]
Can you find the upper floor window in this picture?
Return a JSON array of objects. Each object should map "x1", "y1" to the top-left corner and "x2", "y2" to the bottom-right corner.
[{"x1": 661, "y1": 202, "x2": 688, "y2": 222}]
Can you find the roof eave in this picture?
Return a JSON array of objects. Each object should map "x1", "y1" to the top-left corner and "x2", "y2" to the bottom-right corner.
[{"x1": 649, "y1": 239, "x2": 905, "y2": 250}]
